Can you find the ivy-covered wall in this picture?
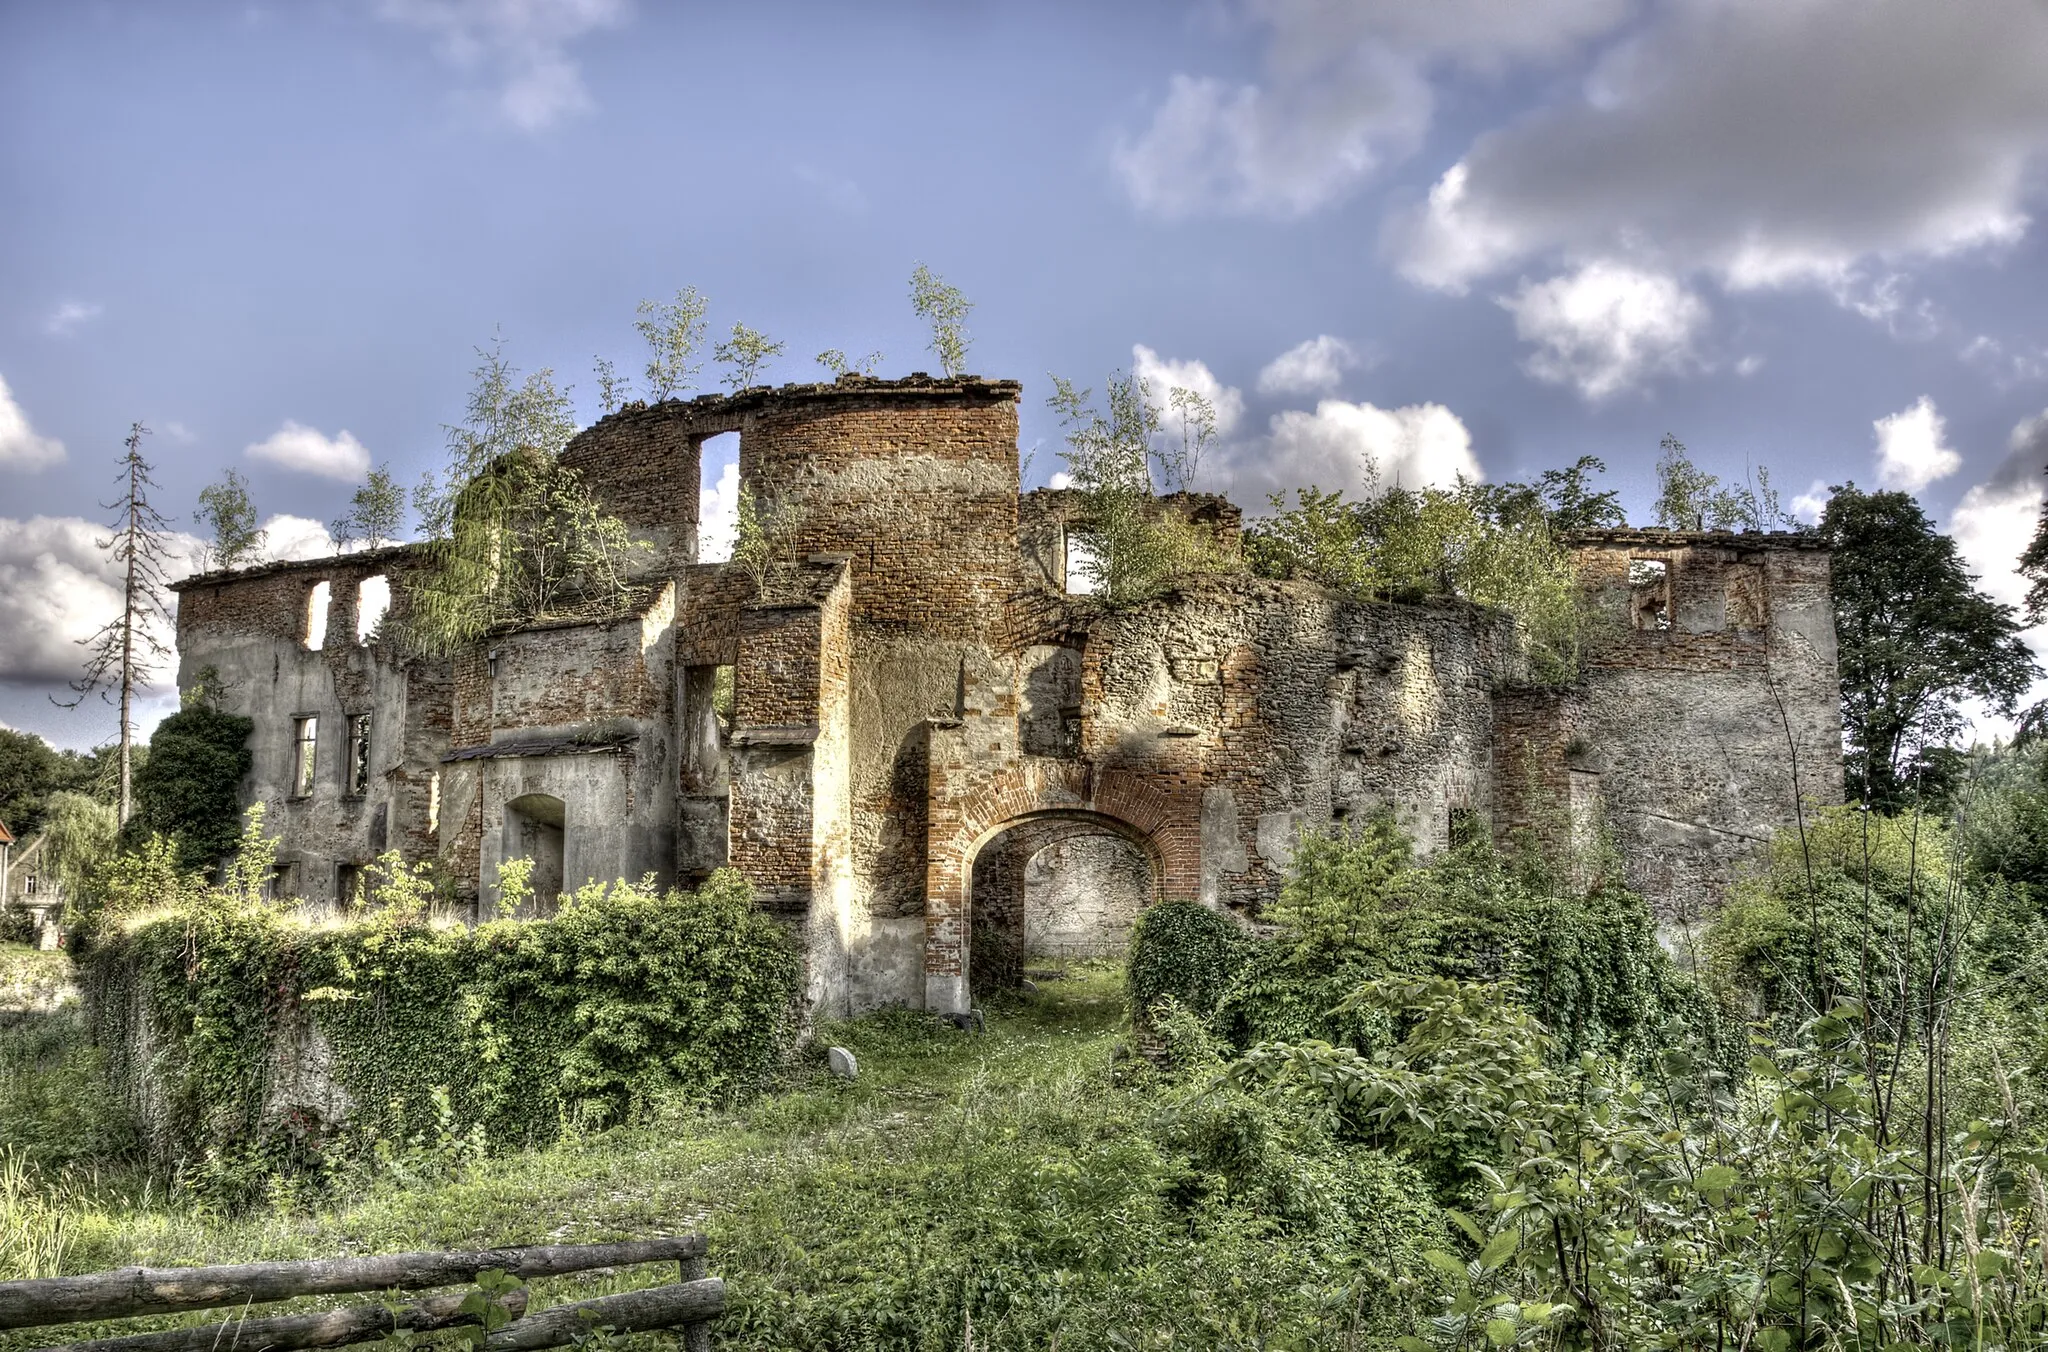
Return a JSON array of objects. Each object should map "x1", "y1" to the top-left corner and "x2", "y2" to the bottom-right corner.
[{"x1": 80, "y1": 869, "x2": 803, "y2": 1185}]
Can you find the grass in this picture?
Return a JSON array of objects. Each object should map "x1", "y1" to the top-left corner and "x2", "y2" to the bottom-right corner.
[
  {"x1": 0, "y1": 942, "x2": 73, "y2": 1014},
  {"x1": 0, "y1": 961, "x2": 1444, "y2": 1350}
]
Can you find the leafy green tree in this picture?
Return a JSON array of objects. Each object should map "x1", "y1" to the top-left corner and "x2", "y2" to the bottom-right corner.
[
  {"x1": 909, "y1": 263, "x2": 972, "y2": 377},
  {"x1": 1823, "y1": 484, "x2": 2036, "y2": 806},
  {"x1": 56, "y1": 423, "x2": 175, "y2": 826},
  {"x1": 39, "y1": 790, "x2": 117, "y2": 905},
  {"x1": 195, "y1": 469, "x2": 265, "y2": 570},
  {"x1": 331, "y1": 464, "x2": 405, "y2": 551},
  {"x1": 635, "y1": 287, "x2": 709, "y2": 400},
  {"x1": 592, "y1": 355, "x2": 632, "y2": 414},
  {"x1": 713, "y1": 322, "x2": 785, "y2": 391},
  {"x1": 0, "y1": 729, "x2": 67, "y2": 839},
  {"x1": 130, "y1": 699, "x2": 255, "y2": 870},
  {"x1": 1654, "y1": 435, "x2": 1794, "y2": 532}
]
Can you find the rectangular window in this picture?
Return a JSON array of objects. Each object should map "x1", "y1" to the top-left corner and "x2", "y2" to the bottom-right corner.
[
  {"x1": 1627, "y1": 558, "x2": 1671, "y2": 631},
  {"x1": 292, "y1": 716, "x2": 319, "y2": 796},
  {"x1": 305, "y1": 581, "x2": 331, "y2": 650},
  {"x1": 346, "y1": 713, "x2": 371, "y2": 796},
  {"x1": 336, "y1": 863, "x2": 365, "y2": 909},
  {"x1": 427, "y1": 770, "x2": 441, "y2": 835}
]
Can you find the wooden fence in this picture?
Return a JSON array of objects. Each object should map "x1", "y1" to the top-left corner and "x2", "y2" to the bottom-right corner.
[{"x1": 0, "y1": 1235, "x2": 722, "y2": 1352}]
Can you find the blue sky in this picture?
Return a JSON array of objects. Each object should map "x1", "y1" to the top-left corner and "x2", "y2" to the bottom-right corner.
[{"x1": 6, "y1": 0, "x2": 2048, "y2": 749}]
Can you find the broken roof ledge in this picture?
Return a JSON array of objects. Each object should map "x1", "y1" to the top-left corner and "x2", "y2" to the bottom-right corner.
[{"x1": 730, "y1": 725, "x2": 820, "y2": 747}]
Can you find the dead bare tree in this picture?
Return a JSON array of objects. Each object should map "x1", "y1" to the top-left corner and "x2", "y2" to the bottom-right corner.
[{"x1": 55, "y1": 422, "x2": 175, "y2": 826}]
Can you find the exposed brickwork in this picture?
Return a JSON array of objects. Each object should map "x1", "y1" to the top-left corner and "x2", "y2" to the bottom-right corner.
[{"x1": 172, "y1": 378, "x2": 1843, "y2": 1011}]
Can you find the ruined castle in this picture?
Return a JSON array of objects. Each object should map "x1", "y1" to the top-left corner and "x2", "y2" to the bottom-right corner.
[{"x1": 168, "y1": 375, "x2": 1843, "y2": 1016}]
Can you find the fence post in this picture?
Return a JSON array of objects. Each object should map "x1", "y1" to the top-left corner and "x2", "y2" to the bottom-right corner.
[{"x1": 678, "y1": 1252, "x2": 710, "y2": 1352}]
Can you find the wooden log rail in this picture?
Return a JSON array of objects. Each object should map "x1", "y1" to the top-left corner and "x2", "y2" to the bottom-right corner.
[{"x1": 0, "y1": 1236, "x2": 722, "y2": 1352}]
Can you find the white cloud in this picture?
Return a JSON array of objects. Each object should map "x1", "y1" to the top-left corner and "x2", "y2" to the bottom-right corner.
[
  {"x1": 1131, "y1": 344, "x2": 1245, "y2": 443},
  {"x1": 0, "y1": 375, "x2": 65, "y2": 471},
  {"x1": 376, "y1": 0, "x2": 630, "y2": 132},
  {"x1": 1949, "y1": 411, "x2": 2048, "y2": 744},
  {"x1": 44, "y1": 300, "x2": 102, "y2": 336},
  {"x1": 1388, "y1": 0, "x2": 2048, "y2": 304},
  {"x1": 160, "y1": 421, "x2": 197, "y2": 444},
  {"x1": 1500, "y1": 261, "x2": 1709, "y2": 401},
  {"x1": 1789, "y1": 479, "x2": 1831, "y2": 523},
  {"x1": 698, "y1": 459, "x2": 739, "y2": 563},
  {"x1": 1227, "y1": 398, "x2": 1481, "y2": 503},
  {"x1": 1116, "y1": 0, "x2": 1629, "y2": 218},
  {"x1": 1872, "y1": 396, "x2": 1961, "y2": 493},
  {"x1": 0, "y1": 516, "x2": 203, "y2": 689},
  {"x1": 259, "y1": 514, "x2": 341, "y2": 563},
  {"x1": 1257, "y1": 335, "x2": 1361, "y2": 396},
  {"x1": 246, "y1": 421, "x2": 371, "y2": 481}
]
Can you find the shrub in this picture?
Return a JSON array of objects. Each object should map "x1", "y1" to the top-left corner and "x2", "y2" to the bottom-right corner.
[{"x1": 1126, "y1": 900, "x2": 1250, "y2": 1025}]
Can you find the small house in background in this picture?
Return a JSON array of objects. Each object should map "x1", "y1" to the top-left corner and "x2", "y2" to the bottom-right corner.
[{"x1": 0, "y1": 824, "x2": 64, "y2": 951}]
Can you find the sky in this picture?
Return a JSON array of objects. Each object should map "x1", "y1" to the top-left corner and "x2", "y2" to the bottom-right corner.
[{"x1": 5, "y1": 0, "x2": 2048, "y2": 750}]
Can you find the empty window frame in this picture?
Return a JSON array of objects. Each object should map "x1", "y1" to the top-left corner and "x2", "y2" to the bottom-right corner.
[
  {"x1": 291, "y1": 716, "x2": 319, "y2": 796},
  {"x1": 1627, "y1": 558, "x2": 1671, "y2": 631},
  {"x1": 305, "y1": 581, "x2": 331, "y2": 650},
  {"x1": 355, "y1": 575, "x2": 391, "y2": 645},
  {"x1": 1063, "y1": 527, "x2": 1103, "y2": 596},
  {"x1": 426, "y1": 770, "x2": 442, "y2": 835},
  {"x1": 337, "y1": 863, "x2": 365, "y2": 909},
  {"x1": 345, "y1": 713, "x2": 372, "y2": 796}
]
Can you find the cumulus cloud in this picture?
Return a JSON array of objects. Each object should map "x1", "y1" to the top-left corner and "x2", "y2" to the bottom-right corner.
[
  {"x1": 1223, "y1": 398, "x2": 1481, "y2": 503},
  {"x1": 1500, "y1": 261, "x2": 1709, "y2": 401},
  {"x1": 246, "y1": 421, "x2": 371, "y2": 481},
  {"x1": 1116, "y1": 0, "x2": 1629, "y2": 218},
  {"x1": 0, "y1": 516, "x2": 203, "y2": 690},
  {"x1": 376, "y1": 0, "x2": 630, "y2": 132},
  {"x1": 1131, "y1": 344, "x2": 1245, "y2": 445},
  {"x1": 698, "y1": 459, "x2": 740, "y2": 563},
  {"x1": 1873, "y1": 396, "x2": 1962, "y2": 493},
  {"x1": 1389, "y1": 0, "x2": 2048, "y2": 299},
  {"x1": 1950, "y1": 411, "x2": 2048, "y2": 742},
  {"x1": 258, "y1": 514, "x2": 341, "y2": 563},
  {"x1": 43, "y1": 300, "x2": 102, "y2": 336},
  {"x1": 1256, "y1": 335, "x2": 1361, "y2": 396},
  {"x1": 0, "y1": 375, "x2": 65, "y2": 471}
]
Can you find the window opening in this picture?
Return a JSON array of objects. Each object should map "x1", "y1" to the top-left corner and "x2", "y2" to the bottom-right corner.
[
  {"x1": 427, "y1": 770, "x2": 441, "y2": 834},
  {"x1": 1448, "y1": 806, "x2": 1481, "y2": 848},
  {"x1": 267, "y1": 862, "x2": 298, "y2": 904},
  {"x1": 697, "y1": 432, "x2": 742, "y2": 562},
  {"x1": 304, "y1": 581, "x2": 331, "y2": 650},
  {"x1": 1627, "y1": 558, "x2": 1670, "y2": 631},
  {"x1": 337, "y1": 863, "x2": 365, "y2": 909},
  {"x1": 356, "y1": 575, "x2": 390, "y2": 644},
  {"x1": 346, "y1": 714, "x2": 371, "y2": 796},
  {"x1": 1063, "y1": 527, "x2": 1102, "y2": 595},
  {"x1": 292, "y1": 716, "x2": 319, "y2": 796}
]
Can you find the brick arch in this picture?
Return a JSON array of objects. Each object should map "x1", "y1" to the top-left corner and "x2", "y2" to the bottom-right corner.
[
  {"x1": 966, "y1": 812, "x2": 1160, "y2": 996},
  {"x1": 923, "y1": 758, "x2": 1199, "y2": 1013}
]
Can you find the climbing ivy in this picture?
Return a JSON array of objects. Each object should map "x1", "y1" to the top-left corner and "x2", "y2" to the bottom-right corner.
[{"x1": 81, "y1": 868, "x2": 802, "y2": 1203}]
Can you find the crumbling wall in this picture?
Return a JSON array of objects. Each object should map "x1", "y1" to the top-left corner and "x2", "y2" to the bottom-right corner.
[{"x1": 1560, "y1": 532, "x2": 1843, "y2": 925}]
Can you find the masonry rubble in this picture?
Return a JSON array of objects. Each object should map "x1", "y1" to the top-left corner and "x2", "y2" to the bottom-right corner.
[{"x1": 168, "y1": 373, "x2": 1843, "y2": 1016}]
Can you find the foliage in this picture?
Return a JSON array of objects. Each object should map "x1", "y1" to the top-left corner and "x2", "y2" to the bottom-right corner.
[
  {"x1": 0, "y1": 1006, "x2": 138, "y2": 1179},
  {"x1": 634, "y1": 286, "x2": 709, "y2": 400},
  {"x1": 38, "y1": 792, "x2": 117, "y2": 907},
  {"x1": 1247, "y1": 474, "x2": 1592, "y2": 683},
  {"x1": 403, "y1": 341, "x2": 642, "y2": 654},
  {"x1": 813, "y1": 348, "x2": 881, "y2": 377},
  {"x1": 908, "y1": 263, "x2": 972, "y2": 377},
  {"x1": 331, "y1": 464, "x2": 405, "y2": 550},
  {"x1": 1232, "y1": 973, "x2": 2048, "y2": 1351},
  {"x1": 127, "y1": 702, "x2": 253, "y2": 870},
  {"x1": 592, "y1": 354, "x2": 632, "y2": 415},
  {"x1": 194, "y1": 468, "x2": 264, "y2": 570},
  {"x1": 1823, "y1": 483, "x2": 2037, "y2": 807},
  {"x1": 1047, "y1": 370, "x2": 1239, "y2": 605},
  {"x1": 79, "y1": 857, "x2": 803, "y2": 1206},
  {"x1": 0, "y1": 728, "x2": 117, "y2": 840},
  {"x1": 712, "y1": 322, "x2": 784, "y2": 391},
  {"x1": 1126, "y1": 899, "x2": 1253, "y2": 1025},
  {"x1": 1653, "y1": 433, "x2": 1795, "y2": 532}
]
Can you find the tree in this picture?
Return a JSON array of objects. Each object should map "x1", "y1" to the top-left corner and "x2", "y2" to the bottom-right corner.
[
  {"x1": 130, "y1": 695, "x2": 255, "y2": 870},
  {"x1": 593, "y1": 355, "x2": 632, "y2": 415},
  {"x1": 1822, "y1": 483, "x2": 2037, "y2": 807},
  {"x1": 1654, "y1": 435, "x2": 1795, "y2": 532},
  {"x1": 55, "y1": 423, "x2": 174, "y2": 827},
  {"x1": 909, "y1": 264, "x2": 972, "y2": 377},
  {"x1": 815, "y1": 348, "x2": 883, "y2": 378},
  {"x1": 331, "y1": 464, "x2": 405, "y2": 551},
  {"x1": 195, "y1": 469, "x2": 265, "y2": 570},
  {"x1": 39, "y1": 790, "x2": 117, "y2": 905},
  {"x1": 0, "y1": 729, "x2": 66, "y2": 839},
  {"x1": 713, "y1": 322, "x2": 785, "y2": 391},
  {"x1": 635, "y1": 287, "x2": 710, "y2": 401},
  {"x1": 403, "y1": 340, "x2": 641, "y2": 654},
  {"x1": 1159, "y1": 386, "x2": 1217, "y2": 494}
]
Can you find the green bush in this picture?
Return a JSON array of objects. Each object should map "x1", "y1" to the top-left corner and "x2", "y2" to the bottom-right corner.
[
  {"x1": 81, "y1": 867, "x2": 802, "y2": 1203},
  {"x1": 1126, "y1": 899, "x2": 1251, "y2": 1025},
  {"x1": 128, "y1": 703, "x2": 253, "y2": 870}
]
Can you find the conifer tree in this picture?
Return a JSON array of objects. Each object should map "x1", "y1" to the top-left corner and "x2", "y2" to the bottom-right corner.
[{"x1": 57, "y1": 423, "x2": 175, "y2": 826}]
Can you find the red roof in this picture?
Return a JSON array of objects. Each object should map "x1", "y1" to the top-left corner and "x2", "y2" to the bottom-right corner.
[{"x1": 0, "y1": 820, "x2": 13, "y2": 845}]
